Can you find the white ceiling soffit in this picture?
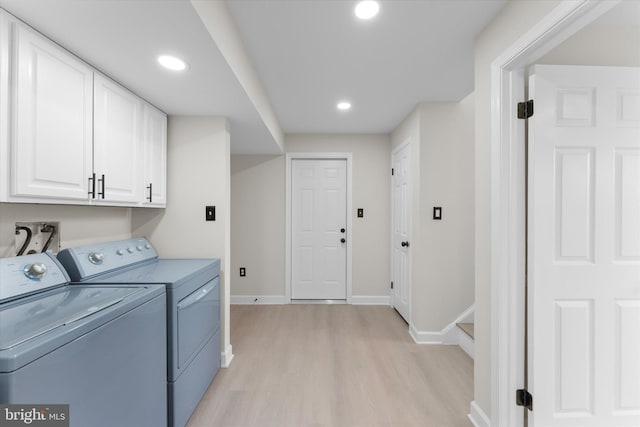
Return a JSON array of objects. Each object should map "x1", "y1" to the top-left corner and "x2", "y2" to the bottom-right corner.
[
  {"x1": 227, "y1": 0, "x2": 507, "y2": 134},
  {"x1": 0, "y1": 0, "x2": 282, "y2": 154}
]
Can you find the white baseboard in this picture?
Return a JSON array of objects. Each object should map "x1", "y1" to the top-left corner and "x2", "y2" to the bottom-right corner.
[
  {"x1": 221, "y1": 344, "x2": 234, "y2": 368},
  {"x1": 468, "y1": 401, "x2": 491, "y2": 427},
  {"x1": 231, "y1": 295, "x2": 390, "y2": 305},
  {"x1": 458, "y1": 327, "x2": 475, "y2": 359},
  {"x1": 462, "y1": 306, "x2": 474, "y2": 323},
  {"x1": 351, "y1": 295, "x2": 390, "y2": 305},
  {"x1": 410, "y1": 306, "x2": 475, "y2": 359},
  {"x1": 442, "y1": 304, "x2": 474, "y2": 343},
  {"x1": 409, "y1": 323, "x2": 443, "y2": 344},
  {"x1": 441, "y1": 305, "x2": 475, "y2": 359},
  {"x1": 230, "y1": 295, "x2": 287, "y2": 305}
]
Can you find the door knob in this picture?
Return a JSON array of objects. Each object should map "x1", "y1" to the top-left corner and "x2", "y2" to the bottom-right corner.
[
  {"x1": 341, "y1": 238, "x2": 346, "y2": 243},
  {"x1": 401, "y1": 241, "x2": 410, "y2": 247},
  {"x1": 340, "y1": 228, "x2": 346, "y2": 233}
]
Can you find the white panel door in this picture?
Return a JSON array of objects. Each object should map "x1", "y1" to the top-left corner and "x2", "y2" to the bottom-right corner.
[
  {"x1": 529, "y1": 65, "x2": 640, "y2": 427},
  {"x1": 291, "y1": 159, "x2": 347, "y2": 300},
  {"x1": 391, "y1": 142, "x2": 411, "y2": 322},
  {"x1": 11, "y1": 21, "x2": 93, "y2": 200},
  {"x1": 93, "y1": 74, "x2": 142, "y2": 204},
  {"x1": 141, "y1": 103, "x2": 167, "y2": 207}
]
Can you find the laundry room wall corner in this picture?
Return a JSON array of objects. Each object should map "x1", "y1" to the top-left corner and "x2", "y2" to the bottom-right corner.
[{"x1": 132, "y1": 115, "x2": 233, "y2": 365}]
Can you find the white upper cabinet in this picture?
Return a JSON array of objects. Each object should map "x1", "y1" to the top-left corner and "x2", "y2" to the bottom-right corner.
[
  {"x1": 0, "y1": 9, "x2": 167, "y2": 207},
  {"x1": 0, "y1": 11, "x2": 10, "y2": 201},
  {"x1": 93, "y1": 74, "x2": 142, "y2": 205},
  {"x1": 10, "y1": 19, "x2": 93, "y2": 201},
  {"x1": 142, "y1": 103, "x2": 167, "y2": 207}
]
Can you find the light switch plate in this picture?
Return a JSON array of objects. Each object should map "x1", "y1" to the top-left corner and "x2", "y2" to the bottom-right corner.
[
  {"x1": 206, "y1": 206, "x2": 216, "y2": 221},
  {"x1": 433, "y1": 207, "x2": 442, "y2": 220}
]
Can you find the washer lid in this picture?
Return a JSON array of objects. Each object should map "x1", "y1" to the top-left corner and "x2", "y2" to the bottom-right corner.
[{"x1": 0, "y1": 286, "x2": 141, "y2": 350}]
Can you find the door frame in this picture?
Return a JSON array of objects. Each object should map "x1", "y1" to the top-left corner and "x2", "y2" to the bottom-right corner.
[
  {"x1": 390, "y1": 139, "x2": 412, "y2": 322},
  {"x1": 489, "y1": 1, "x2": 621, "y2": 426},
  {"x1": 285, "y1": 153, "x2": 353, "y2": 304}
]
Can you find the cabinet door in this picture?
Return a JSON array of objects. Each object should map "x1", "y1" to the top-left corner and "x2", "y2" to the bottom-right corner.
[
  {"x1": 142, "y1": 103, "x2": 167, "y2": 207},
  {"x1": 11, "y1": 21, "x2": 93, "y2": 201},
  {"x1": 93, "y1": 74, "x2": 142, "y2": 204},
  {"x1": 0, "y1": 11, "x2": 10, "y2": 201}
]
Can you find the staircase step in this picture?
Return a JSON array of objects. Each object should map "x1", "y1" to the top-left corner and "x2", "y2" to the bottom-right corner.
[{"x1": 457, "y1": 322, "x2": 474, "y2": 340}]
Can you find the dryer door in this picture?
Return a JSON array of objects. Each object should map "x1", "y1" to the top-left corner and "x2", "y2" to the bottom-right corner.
[{"x1": 176, "y1": 277, "x2": 220, "y2": 372}]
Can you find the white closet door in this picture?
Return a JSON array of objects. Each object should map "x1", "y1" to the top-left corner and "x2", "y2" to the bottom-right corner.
[
  {"x1": 529, "y1": 65, "x2": 640, "y2": 427},
  {"x1": 391, "y1": 142, "x2": 411, "y2": 322},
  {"x1": 291, "y1": 159, "x2": 347, "y2": 300},
  {"x1": 11, "y1": 22, "x2": 93, "y2": 200}
]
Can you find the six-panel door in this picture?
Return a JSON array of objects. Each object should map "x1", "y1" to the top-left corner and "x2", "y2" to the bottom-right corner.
[
  {"x1": 529, "y1": 65, "x2": 640, "y2": 427},
  {"x1": 291, "y1": 159, "x2": 348, "y2": 300}
]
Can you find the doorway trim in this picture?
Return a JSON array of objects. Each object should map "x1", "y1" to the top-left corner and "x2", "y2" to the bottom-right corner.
[
  {"x1": 285, "y1": 152, "x2": 353, "y2": 304},
  {"x1": 489, "y1": 1, "x2": 620, "y2": 426}
]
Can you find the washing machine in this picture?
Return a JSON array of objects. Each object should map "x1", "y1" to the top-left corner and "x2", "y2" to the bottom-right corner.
[
  {"x1": 57, "y1": 237, "x2": 220, "y2": 427},
  {"x1": 0, "y1": 252, "x2": 167, "y2": 427}
]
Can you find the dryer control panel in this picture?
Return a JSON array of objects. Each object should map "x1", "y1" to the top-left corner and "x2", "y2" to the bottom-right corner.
[
  {"x1": 57, "y1": 238, "x2": 158, "y2": 281},
  {"x1": 0, "y1": 252, "x2": 70, "y2": 303}
]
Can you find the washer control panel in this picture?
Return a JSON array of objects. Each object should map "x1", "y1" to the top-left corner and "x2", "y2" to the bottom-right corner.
[
  {"x1": 57, "y1": 238, "x2": 158, "y2": 282},
  {"x1": 24, "y1": 262, "x2": 47, "y2": 279},
  {"x1": 0, "y1": 252, "x2": 69, "y2": 303}
]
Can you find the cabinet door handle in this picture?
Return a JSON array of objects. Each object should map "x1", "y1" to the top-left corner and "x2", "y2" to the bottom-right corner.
[
  {"x1": 146, "y1": 183, "x2": 152, "y2": 203},
  {"x1": 98, "y1": 174, "x2": 105, "y2": 199},
  {"x1": 88, "y1": 173, "x2": 96, "y2": 198}
]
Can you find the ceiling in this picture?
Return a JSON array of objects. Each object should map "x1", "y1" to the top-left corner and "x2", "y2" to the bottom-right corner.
[
  {"x1": 0, "y1": 0, "x2": 508, "y2": 153},
  {"x1": 227, "y1": 0, "x2": 506, "y2": 134}
]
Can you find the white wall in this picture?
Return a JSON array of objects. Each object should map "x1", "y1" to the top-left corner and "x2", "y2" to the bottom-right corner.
[
  {"x1": 538, "y1": 16, "x2": 640, "y2": 66},
  {"x1": 230, "y1": 133, "x2": 391, "y2": 300},
  {"x1": 132, "y1": 115, "x2": 232, "y2": 360},
  {"x1": 473, "y1": 0, "x2": 562, "y2": 419},
  {"x1": 390, "y1": 95, "x2": 475, "y2": 334},
  {"x1": 414, "y1": 94, "x2": 475, "y2": 332},
  {"x1": 0, "y1": 203, "x2": 131, "y2": 257},
  {"x1": 230, "y1": 155, "x2": 284, "y2": 297}
]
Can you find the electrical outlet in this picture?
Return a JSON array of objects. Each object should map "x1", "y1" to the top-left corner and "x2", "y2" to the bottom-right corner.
[{"x1": 239, "y1": 267, "x2": 246, "y2": 277}]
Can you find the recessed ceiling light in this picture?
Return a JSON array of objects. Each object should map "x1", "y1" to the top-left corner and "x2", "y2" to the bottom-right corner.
[
  {"x1": 355, "y1": 1, "x2": 379, "y2": 20},
  {"x1": 337, "y1": 101, "x2": 352, "y2": 111},
  {"x1": 158, "y1": 55, "x2": 187, "y2": 71}
]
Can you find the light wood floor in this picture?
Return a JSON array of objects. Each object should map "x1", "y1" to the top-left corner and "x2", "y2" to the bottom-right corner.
[{"x1": 187, "y1": 305, "x2": 473, "y2": 427}]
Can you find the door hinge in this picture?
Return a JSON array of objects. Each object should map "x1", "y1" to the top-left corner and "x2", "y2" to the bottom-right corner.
[
  {"x1": 391, "y1": 168, "x2": 395, "y2": 176},
  {"x1": 391, "y1": 281, "x2": 394, "y2": 289},
  {"x1": 517, "y1": 99, "x2": 534, "y2": 119},
  {"x1": 516, "y1": 388, "x2": 533, "y2": 411}
]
